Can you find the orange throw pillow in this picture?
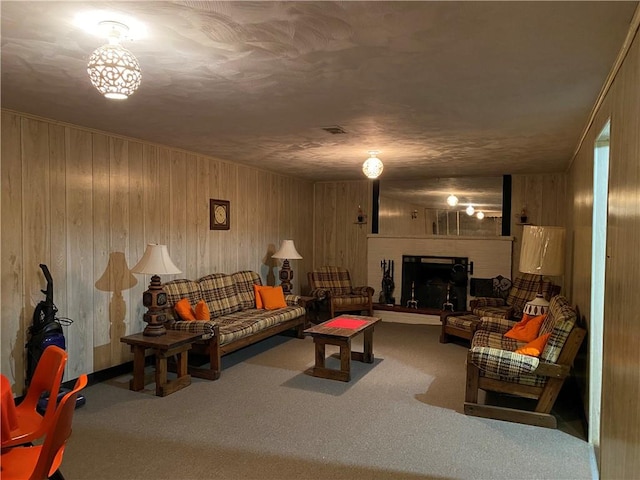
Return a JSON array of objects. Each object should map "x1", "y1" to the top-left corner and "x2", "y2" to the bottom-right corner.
[
  {"x1": 195, "y1": 300, "x2": 210, "y2": 320},
  {"x1": 515, "y1": 333, "x2": 551, "y2": 357},
  {"x1": 175, "y1": 298, "x2": 196, "y2": 321},
  {"x1": 253, "y1": 285, "x2": 272, "y2": 309},
  {"x1": 504, "y1": 314, "x2": 546, "y2": 342},
  {"x1": 260, "y1": 286, "x2": 287, "y2": 310}
]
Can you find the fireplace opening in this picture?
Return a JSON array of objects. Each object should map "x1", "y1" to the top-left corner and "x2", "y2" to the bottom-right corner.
[{"x1": 401, "y1": 255, "x2": 470, "y2": 311}]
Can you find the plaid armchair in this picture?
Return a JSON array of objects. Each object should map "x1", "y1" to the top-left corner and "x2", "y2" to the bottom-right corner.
[
  {"x1": 464, "y1": 295, "x2": 586, "y2": 428},
  {"x1": 308, "y1": 266, "x2": 374, "y2": 318}
]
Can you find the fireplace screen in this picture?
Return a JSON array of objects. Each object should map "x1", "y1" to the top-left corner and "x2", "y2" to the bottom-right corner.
[{"x1": 401, "y1": 255, "x2": 470, "y2": 311}]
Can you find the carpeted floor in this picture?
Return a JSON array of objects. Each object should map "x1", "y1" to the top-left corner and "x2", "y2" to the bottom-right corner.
[{"x1": 62, "y1": 322, "x2": 593, "y2": 479}]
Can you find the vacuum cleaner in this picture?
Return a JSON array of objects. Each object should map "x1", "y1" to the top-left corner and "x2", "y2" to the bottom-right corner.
[{"x1": 26, "y1": 264, "x2": 85, "y2": 412}]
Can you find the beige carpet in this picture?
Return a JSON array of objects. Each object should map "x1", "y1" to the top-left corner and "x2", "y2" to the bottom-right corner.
[{"x1": 62, "y1": 323, "x2": 593, "y2": 479}]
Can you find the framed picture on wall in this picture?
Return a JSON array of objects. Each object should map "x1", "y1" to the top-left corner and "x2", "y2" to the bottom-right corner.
[{"x1": 210, "y1": 199, "x2": 230, "y2": 230}]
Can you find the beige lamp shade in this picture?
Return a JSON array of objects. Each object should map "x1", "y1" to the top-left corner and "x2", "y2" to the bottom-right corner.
[
  {"x1": 131, "y1": 244, "x2": 182, "y2": 275},
  {"x1": 519, "y1": 226, "x2": 566, "y2": 276},
  {"x1": 272, "y1": 240, "x2": 303, "y2": 260}
]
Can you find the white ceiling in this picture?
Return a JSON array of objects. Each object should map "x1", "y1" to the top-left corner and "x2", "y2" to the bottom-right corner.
[{"x1": 1, "y1": 1, "x2": 637, "y2": 183}]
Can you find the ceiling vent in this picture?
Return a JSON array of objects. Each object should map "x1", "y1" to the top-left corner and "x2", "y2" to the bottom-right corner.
[{"x1": 321, "y1": 125, "x2": 347, "y2": 134}]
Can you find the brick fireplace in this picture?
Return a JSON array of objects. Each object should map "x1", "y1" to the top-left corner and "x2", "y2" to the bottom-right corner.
[{"x1": 367, "y1": 235, "x2": 513, "y2": 324}]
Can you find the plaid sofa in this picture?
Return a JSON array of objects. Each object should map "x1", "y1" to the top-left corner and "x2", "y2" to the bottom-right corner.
[
  {"x1": 468, "y1": 295, "x2": 577, "y2": 388},
  {"x1": 470, "y1": 273, "x2": 556, "y2": 320},
  {"x1": 162, "y1": 271, "x2": 306, "y2": 379},
  {"x1": 307, "y1": 266, "x2": 374, "y2": 319}
]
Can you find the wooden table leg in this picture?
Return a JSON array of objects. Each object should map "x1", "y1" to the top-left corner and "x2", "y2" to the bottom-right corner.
[
  {"x1": 156, "y1": 345, "x2": 192, "y2": 397},
  {"x1": 129, "y1": 345, "x2": 146, "y2": 391},
  {"x1": 155, "y1": 350, "x2": 168, "y2": 397},
  {"x1": 340, "y1": 339, "x2": 351, "y2": 381},
  {"x1": 314, "y1": 340, "x2": 325, "y2": 369}
]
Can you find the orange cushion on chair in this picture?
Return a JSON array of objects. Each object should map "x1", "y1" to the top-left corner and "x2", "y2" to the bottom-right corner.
[
  {"x1": 175, "y1": 298, "x2": 196, "y2": 321},
  {"x1": 504, "y1": 314, "x2": 546, "y2": 342},
  {"x1": 259, "y1": 286, "x2": 287, "y2": 310},
  {"x1": 515, "y1": 333, "x2": 551, "y2": 357},
  {"x1": 253, "y1": 285, "x2": 273, "y2": 309},
  {"x1": 195, "y1": 299, "x2": 210, "y2": 320}
]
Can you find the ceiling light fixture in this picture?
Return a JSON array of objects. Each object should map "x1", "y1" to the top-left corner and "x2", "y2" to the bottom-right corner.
[
  {"x1": 476, "y1": 211, "x2": 485, "y2": 220},
  {"x1": 466, "y1": 205, "x2": 475, "y2": 216},
  {"x1": 446, "y1": 195, "x2": 459, "y2": 207},
  {"x1": 87, "y1": 21, "x2": 142, "y2": 100},
  {"x1": 362, "y1": 151, "x2": 383, "y2": 179}
]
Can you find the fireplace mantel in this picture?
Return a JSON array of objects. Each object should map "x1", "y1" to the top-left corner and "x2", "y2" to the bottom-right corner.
[{"x1": 367, "y1": 235, "x2": 513, "y2": 324}]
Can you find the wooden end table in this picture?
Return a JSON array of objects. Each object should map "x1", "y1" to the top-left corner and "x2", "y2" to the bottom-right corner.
[
  {"x1": 303, "y1": 315, "x2": 381, "y2": 382},
  {"x1": 120, "y1": 330, "x2": 202, "y2": 397}
]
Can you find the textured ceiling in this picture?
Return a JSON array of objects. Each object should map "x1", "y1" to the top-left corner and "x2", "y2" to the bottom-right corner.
[{"x1": 1, "y1": 1, "x2": 637, "y2": 184}]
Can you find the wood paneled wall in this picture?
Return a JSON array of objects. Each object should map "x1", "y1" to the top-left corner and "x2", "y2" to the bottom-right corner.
[
  {"x1": 378, "y1": 195, "x2": 425, "y2": 236},
  {"x1": 510, "y1": 174, "x2": 567, "y2": 285},
  {"x1": 312, "y1": 181, "x2": 372, "y2": 287},
  {"x1": 567, "y1": 22, "x2": 640, "y2": 479},
  {"x1": 1, "y1": 110, "x2": 314, "y2": 392}
]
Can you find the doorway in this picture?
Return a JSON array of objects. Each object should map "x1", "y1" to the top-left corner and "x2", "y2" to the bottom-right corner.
[{"x1": 589, "y1": 120, "x2": 610, "y2": 458}]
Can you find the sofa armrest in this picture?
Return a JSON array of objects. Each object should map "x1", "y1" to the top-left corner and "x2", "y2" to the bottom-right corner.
[
  {"x1": 351, "y1": 286, "x2": 374, "y2": 297},
  {"x1": 285, "y1": 294, "x2": 300, "y2": 307},
  {"x1": 470, "y1": 297, "x2": 506, "y2": 310},
  {"x1": 468, "y1": 347, "x2": 540, "y2": 377},
  {"x1": 166, "y1": 320, "x2": 217, "y2": 339},
  {"x1": 477, "y1": 316, "x2": 516, "y2": 334}
]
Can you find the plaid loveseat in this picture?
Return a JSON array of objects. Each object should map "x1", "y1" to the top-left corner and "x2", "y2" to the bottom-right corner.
[
  {"x1": 162, "y1": 271, "x2": 306, "y2": 379},
  {"x1": 463, "y1": 294, "x2": 585, "y2": 427}
]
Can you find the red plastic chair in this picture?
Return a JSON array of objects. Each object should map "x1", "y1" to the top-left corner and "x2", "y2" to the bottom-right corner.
[
  {"x1": 0, "y1": 374, "x2": 87, "y2": 480},
  {"x1": 2, "y1": 346, "x2": 67, "y2": 448}
]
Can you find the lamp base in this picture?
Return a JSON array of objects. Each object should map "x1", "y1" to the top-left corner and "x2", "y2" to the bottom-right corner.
[
  {"x1": 142, "y1": 275, "x2": 168, "y2": 336},
  {"x1": 523, "y1": 294, "x2": 550, "y2": 317},
  {"x1": 279, "y1": 259, "x2": 293, "y2": 295}
]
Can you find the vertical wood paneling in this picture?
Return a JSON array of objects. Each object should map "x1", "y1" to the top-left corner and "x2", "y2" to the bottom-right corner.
[
  {"x1": 0, "y1": 110, "x2": 315, "y2": 391},
  {"x1": 1, "y1": 112, "x2": 23, "y2": 388},
  {"x1": 21, "y1": 118, "x2": 50, "y2": 335},
  {"x1": 312, "y1": 181, "x2": 370, "y2": 286},
  {"x1": 91, "y1": 133, "x2": 111, "y2": 370},
  {"x1": 128, "y1": 142, "x2": 145, "y2": 338},
  {"x1": 65, "y1": 127, "x2": 94, "y2": 378}
]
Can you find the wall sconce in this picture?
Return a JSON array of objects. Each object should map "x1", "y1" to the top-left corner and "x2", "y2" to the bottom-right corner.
[
  {"x1": 355, "y1": 205, "x2": 367, "y2": 225},
  {"x1": 476, "y1": 211, "x2": 485, "y2": 220},
  {"x1": 411, "y1": 210, "x2": 418, "y2": 219},
  {"x1": 446, "y1": 195, "x2": 459, "y2": 207},
  {"x1": 466, "y1": 205, "x2": 475, "y2": 216}
]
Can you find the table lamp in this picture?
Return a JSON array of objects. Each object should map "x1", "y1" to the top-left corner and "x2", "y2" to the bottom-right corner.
[
  {"x1": 519, "y1": 226, "x2": 566, "y2": 316},
  {"x1": 271, "y1": 240, "x2": 303, "y2": 294},
  {"x1": 131, "y1": 244, "x2": 182, "y2": 336}
]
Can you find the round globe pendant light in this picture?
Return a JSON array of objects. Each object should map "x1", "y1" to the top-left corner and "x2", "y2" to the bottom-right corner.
[
  {"x1": 362, "y1": 151, "x2": 384, "y2": 179},
  {"x1": 447, "y1": 194, "x2": 459, "y2": 207},
  {"x1": 87, "y1": 21, "x2": 141, "y2": 100}
]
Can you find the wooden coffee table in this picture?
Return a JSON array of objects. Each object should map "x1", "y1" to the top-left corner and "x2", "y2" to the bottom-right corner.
[
  {"x1": 303, "y1": 315, "x2": 381, "y2": 382},
  {"x1": 120, "y1": 330, "x2": 202, "y2": 397}
]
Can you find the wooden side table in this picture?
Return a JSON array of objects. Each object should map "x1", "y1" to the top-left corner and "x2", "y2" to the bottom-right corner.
[{"x1": 120, "y1": 331, "x2": 202, "y2": 397}]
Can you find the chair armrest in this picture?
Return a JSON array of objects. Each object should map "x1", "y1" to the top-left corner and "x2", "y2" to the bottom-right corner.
[
  {"x1": 468, "y1": 347, "x2": 540, "y2": 377},
  {"x1": 309, "y1": 288, "x2": 331, "y2": 300},
  {"x1": 351, "y1": 286, "x2": 374, "y2": 297},
  {"x1": 166, "y1": 320, "x2": 217, "y2": 339},
  {"x1": 440, "y1": 310, "x2": 471, "y2": 323},
  {"x1": 477, "y1": 316, "x2": 516, "y2": 334},
  {"x1": 470, "y1": 297, "x2": 507, "y2": 310}
]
